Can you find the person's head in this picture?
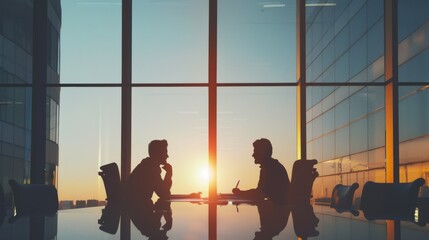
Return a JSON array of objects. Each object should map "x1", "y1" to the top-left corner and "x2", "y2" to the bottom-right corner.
[
  {"x1": 252, "y1": 138, "x2": 272, "y2": 164},
  {"x1": 148, "y1": 139, "x2": 169, "y2": 165}
]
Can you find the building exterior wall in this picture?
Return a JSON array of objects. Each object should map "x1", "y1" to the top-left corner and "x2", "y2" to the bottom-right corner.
[
  {"x1": 306, "y1": 0, "x2": 429, "y2": 204},
  {"x1": 0, "y1": 0, "x2": 60, "y2": 209}
]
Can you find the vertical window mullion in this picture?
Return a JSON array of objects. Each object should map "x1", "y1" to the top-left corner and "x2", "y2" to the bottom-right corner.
[
  {"x1": 385, "y1": 0, "x2": 400, "y2": 239},
  {"x1": 296, "y1": 0, "x2": 307, "y2": 161},
  {"x1": 384, "y1": 0, "x2": 399, "y2": 184},
  {"x1": 122, "y1": 0, "x2": 132, "y2": 184},
  {"x1": 121, "y1": 0, "x2": 132, "y2": 239},
  {"x1": 31, "y1": 0, "x2": 48, "y2": 185},
  {"x1": 209, "y1": 0, "x2": 217, "y2": 239}
]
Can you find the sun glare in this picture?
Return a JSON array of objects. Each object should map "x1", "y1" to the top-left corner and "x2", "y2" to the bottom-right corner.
[{"x1": 199, "y1": 166, "x2": 210, "y2": 182}]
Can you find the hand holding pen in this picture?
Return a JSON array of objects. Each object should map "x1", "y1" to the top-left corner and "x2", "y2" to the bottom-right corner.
[{"x1": 232, "y1": 180, "x2": 240, "y2": 194}]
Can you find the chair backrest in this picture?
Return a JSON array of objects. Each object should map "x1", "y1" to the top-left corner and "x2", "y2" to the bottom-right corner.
[
  {"x1": 330, "y1": 183, "x2": 359, "y2": 211},
  {"x1": 8, "y1": 179, "x2": 58, "y2": 222},
  {"x1": 360, "y1": 178, "x2": 425, "y2": 221},
  {"x1": 289, "y1": 159, "x2": 318, "y2": 205},
  {"x1": 99, "y1": 162, "x2": 122, "y2": 204}
]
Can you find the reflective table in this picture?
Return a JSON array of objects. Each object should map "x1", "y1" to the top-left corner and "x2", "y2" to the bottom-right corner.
[{"x1": 1, "y1": 200, "x2": 429, "y2": 240}]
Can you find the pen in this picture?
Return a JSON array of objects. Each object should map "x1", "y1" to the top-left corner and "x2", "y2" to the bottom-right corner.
[{"x1": 235, "y1": 180, "x2": 240, "y2": 188}]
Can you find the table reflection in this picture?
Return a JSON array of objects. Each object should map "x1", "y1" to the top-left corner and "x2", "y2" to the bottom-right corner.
[
  {"x1": 254, "y1": 201, "x2": 290, "y2": 239},
  {"x1": 128, "y1": 199, "x2": 172, "y2": 240},
  {"x1": 98, "y1": 199, "x2": 320, "y2": 240},
  {"x1": 2, "y1": 201, "x2": 429, "y2": 239}
]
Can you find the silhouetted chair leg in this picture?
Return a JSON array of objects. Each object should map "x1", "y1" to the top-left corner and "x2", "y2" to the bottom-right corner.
[
  {"x1": 8, "y1": 179, "x2": 58, "y2": 223},
  {"x1": 360, "y1": 178, "x2": 425, "y2": 223},
  {"x1": 330, "y1": 183, "x2": 359, "y2": 216},
  {"x1": 289, "y1": 159, "x2": 318, "y2": 205}
]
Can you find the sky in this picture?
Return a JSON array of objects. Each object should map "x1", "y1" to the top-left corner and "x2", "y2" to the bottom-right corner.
[{"x1": 58, "y1": 0, "x2": 297, "y2": 201}]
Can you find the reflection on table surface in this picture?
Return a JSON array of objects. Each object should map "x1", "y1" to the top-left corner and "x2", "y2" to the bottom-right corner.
[{"x1": 1, "y1": 200, "x2": 429, "y2": 239}]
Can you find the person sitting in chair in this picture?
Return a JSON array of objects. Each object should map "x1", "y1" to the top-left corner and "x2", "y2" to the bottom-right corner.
[
  {"x1": 232, "y1": 138, "x2": 290, "y2": 204},
  {"x1": 125, "y1": 139, "x2": 172, "y2": 203}
]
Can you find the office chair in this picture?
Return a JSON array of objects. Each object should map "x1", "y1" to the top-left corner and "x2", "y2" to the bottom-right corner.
[
  {"x1": 8, "y1": 179, "x2": 58, "y2": 223},
  {"x1": 360, "y1": 178, "x2": 425, "y2": 223},
  {"x1": 98, "y1": 162, "x2": 122, "y2": 204},
  {"x1": 330, "y1": 183, "x2": 359, "y2": 215},
  {"x1": 289, "y1": 159, "x2": 318, "y2": 205}
]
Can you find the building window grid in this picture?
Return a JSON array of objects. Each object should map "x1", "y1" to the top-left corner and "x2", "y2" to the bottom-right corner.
[
  {"x1": 1, "y1": 0, "x2": 428, "y2": 215},
  {"x1": 0, "y1": 0, "x2": 428, "y2": 238}
]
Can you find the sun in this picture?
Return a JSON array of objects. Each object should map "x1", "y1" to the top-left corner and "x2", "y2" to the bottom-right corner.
[{"x1": 199, "y1": 166, "x2": 210, "y2": 182}]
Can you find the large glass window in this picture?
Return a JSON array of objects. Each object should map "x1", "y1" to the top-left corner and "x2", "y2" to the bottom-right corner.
[
  {"x1": 0, "y1": 86, "x2": 31, "y2": 208},
  {"x1": 398, "y1": 0, "x2": 429, "y2": 83},
  {"x1": 47, "y1": 97, "x2": 59, "y2": 143},
  {"x1": 397, "y1": 1, "x2": 429, "y2": 211},
  {"x1": 218, "y1": 0, "x2": 296, "y2": 83},
  {"x1": 132, "y1": 0, "x2": 208, "y2": 83},
  {"x1": 61, "y1": 0, "x2": 121, "y2": 83},
  {"x1": 306, "y1": 0, "x2": 384, "y2": 83},
  {"x1": 307, "y1": 86, "x2": 385, "y2": 203},
  {"x1": 399, "y1": 86, "x2": 429, "y2": 186},
  {"x1": 217, "y1": 87, "x2": 296, "y2": 194},
  {"x1": 132, "y1": 88, "x2": 208, "y2": 196},
  {"x1": 58, "y1": 88, "x2": 121, "y2": 207}
]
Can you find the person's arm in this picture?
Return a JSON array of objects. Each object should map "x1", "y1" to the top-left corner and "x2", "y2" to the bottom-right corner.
[
  {"x1": 162, "y1": 163, "x2": 173, "y2": 190},
  {"x1": 155, "y1": 163, "x2": 172, "y2": 199},
  {"x1": 232, "y1": 188, "x2": 265, "y2": 200},
  {"x1": 232, "y1": 167, "x2": 266, "y2": 200}
]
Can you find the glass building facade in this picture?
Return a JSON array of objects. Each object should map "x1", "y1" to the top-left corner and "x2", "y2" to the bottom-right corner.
[
  {"x1": 1, "y1": 0, "x2": 429, "y2": 239},
  {"x1": 0, "y1": 0, "x2": 60, "y2": 207},
  {"x1": 306, "y1": 0, "x2": 429, "y2": 205}
]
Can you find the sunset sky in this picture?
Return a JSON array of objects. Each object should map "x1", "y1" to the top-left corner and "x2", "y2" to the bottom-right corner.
[{"x1": 58, "y1": 0, "x2": 297, "y2": 201}]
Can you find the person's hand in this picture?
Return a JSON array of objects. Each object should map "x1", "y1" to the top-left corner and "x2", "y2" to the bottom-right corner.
[
  {"x1": 162, "y1": 163, "x2": 172, "y2": 173},
  {"x1": 232, "y1": 188, "x2": 241, "y2": 194},
  {"x1": 189, "y1": 192, "x2": 202, "y2": 198}
]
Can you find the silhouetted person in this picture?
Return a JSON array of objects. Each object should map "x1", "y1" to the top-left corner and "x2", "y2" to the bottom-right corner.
[
  {"x1": 129, "y1": 199, "x2": 172, "y2": 240},
  {"x1": 125, "y1": 140, "x2": 172, "y2": 204},
  {"x1": 232, "y1": 138, "x2": 290, "y2": 204},
  {"x1": 254, "y1": 200, "x2": 290, "y2": 240}
]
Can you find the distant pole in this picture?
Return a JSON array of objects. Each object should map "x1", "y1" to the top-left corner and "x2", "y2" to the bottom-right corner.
[{"x1": 296, "y1": 0, "x2": 307, "y2": 161}]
